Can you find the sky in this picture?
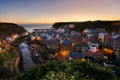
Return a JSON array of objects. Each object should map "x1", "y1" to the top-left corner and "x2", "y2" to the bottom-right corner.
[{"x1": 0, "y1": 0, "x2": 120, "y2": 24}]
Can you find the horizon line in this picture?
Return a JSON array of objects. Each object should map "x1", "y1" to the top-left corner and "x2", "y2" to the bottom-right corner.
[{"x1": 0, "y1": 19, "x2": 120, "y2": 24}]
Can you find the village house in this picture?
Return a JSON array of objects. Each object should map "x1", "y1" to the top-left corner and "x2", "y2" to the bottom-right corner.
[
  {"x1": 6, "y1": 36, "x2": 12, "y2": 42},
  {"x1": 88, "y1": 40, "x2": 99, "y2": 52},
  {"x1": 114, "y1": 35, "x2": 120, "y2": 59},
  {"x1": 69, "y1": 52, "x2": 85, "y2": 60},
  {"x1": 84, "y1": 51, "x2": 102, "y2": 62},
  {"x1": 112, "y1": 34, "x2": 119, "y2": 48},
  {"x1": 60, "y1": 38, "x2": 73, "y2": 52},
  {"x1": 50, "y1": 37, "x2": 60, "y2": 50},
  {"x1": 0, "y1": 40, "x2": 1, "y2": 51},
  {"x1": 104, "y1": 33, "x2": 112, "y2": 47}
]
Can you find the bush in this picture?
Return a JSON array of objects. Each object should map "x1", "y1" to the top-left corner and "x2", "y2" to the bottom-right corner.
[
  {"x1": 0, "y1": 66, "x2": 14, "y2": 79},
  {"x1": 15, "y1": 60, "x2": 117, "y2": 80}
]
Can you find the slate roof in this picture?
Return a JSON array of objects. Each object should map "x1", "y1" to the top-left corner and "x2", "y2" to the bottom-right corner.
[
  {"x1": 51, "y1": 39, "x2": 60, "y2": 44},
  {"x1": 62, "y1": 40, "x2": 72, "y2": 45},
  {"x1": 115, "y1": 35, "x2": 120, "y2": 41},
  {"x1": 91, "y1": 40, "x2": 99, "y2": 44},
  {"x1": 69, "y1": 52, "x2": 85, "y2": 58}
]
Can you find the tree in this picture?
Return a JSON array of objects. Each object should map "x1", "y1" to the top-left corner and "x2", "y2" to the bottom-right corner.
[{"x1": 15, "y1": 60, "x2": 117, "y2": 80}]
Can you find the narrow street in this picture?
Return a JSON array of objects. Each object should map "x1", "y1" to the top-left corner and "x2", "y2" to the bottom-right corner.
[{"x1": 19, "y1": 42, "x2": 35, "y2": 71}]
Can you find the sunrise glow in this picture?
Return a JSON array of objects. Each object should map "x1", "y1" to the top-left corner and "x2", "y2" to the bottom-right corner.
[{"x1": 0, "y1": 0, "x2": 120, "y2": 24}]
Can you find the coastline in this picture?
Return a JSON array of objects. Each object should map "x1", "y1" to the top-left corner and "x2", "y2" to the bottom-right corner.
[{"x1": 19, "y1": 24, "x2": 53, "y2": 33}]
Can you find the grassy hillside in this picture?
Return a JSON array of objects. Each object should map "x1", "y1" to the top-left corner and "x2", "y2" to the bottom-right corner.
[
  {"x1": 52, "y1": 21, "x2": 120, "y2": 32},
  {"x1": 0, "y1": 23, "x2": 26, "y2": 39}
]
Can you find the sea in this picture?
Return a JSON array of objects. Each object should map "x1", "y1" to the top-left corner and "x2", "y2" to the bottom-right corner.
[{"x1": 19, "y1": 24, "x2": 53, "y2": 33}]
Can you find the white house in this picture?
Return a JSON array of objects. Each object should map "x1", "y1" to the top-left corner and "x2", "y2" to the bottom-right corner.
[
  {"x1": 88, "y1": 41, "x2": 99, "y2": 52},
  {"x1": 98, "y1": 33, "x2": 106, "y2": 42},
  {"x1": 6, "y1": 37, "x2": 12, "y2": 42}
]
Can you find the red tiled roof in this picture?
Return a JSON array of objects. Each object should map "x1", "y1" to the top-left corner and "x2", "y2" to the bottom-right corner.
[
  {"x1": 84, "y1": 51, "x2": 102, "y2": 58},
  {"x1": 104, "y1": 35, "x2": 112, "y2": 39},
  {"x1": 96, "y1": 28, "x2": 105, "y2": 33}
]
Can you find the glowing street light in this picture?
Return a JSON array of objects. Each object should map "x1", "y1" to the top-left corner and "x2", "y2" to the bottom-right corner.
[
  {"x1": 12, "y1": 34, "x2": 19, "y2": 41},
  {"x1": 31, "y1": 36, "x2": 36, "y2": 41}
]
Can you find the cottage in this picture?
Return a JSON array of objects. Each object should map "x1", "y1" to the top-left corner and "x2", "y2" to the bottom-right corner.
[
  {"x1": 50, "y1": 38, "x2": 60, "y2": 50},
  {"x1": 84, "y1": 51, "x2": 102, "y2": 62},
  {"x1": 69, "y1": 52, "x2": 85, "y2": 60},
  {"x1": 61, "y1": 39, "x2": 72, "y2": 51},
  {"x1": 89, "y1": 40, "x2": 99, "y2": 52},
  {"x1": 6, "y1": 36, "x2": 12, "y2": 42},
  {"x1": 114, "y1": 36, "x2": 120, "y2": 58}
]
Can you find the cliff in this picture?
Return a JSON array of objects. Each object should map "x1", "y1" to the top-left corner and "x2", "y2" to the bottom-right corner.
[
  {"x1": 52, "y1": 21, "x2": 120, "y2": 32},
  {"x1": 0, "y1": 23, "x2": 26, "y2": 39}
]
